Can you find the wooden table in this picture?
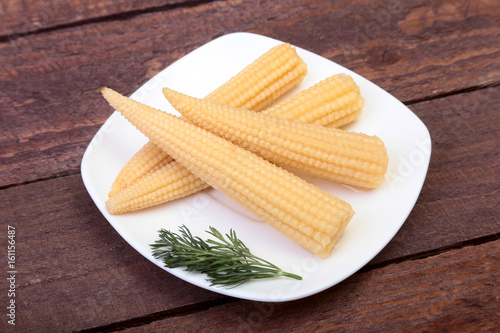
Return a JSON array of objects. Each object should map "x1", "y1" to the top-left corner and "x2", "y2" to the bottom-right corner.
[{"x1": 1, "y1": 0, "x2": 499, "y2": 331}]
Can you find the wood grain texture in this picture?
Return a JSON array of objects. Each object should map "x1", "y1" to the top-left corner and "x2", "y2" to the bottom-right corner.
[
  {"x1": 121, "y1": 240, "x2": 500, "y2": 332},
  {"x1": 0, "y1": 0, "x2": 197, "y2": 36},
  {"x1": 0, "y1": 0, "x2": 499, "y2": 188}
]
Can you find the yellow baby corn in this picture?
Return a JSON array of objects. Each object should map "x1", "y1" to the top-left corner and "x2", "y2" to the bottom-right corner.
[
  {"x1": 109, "y1": 74, "x2": 366, "y2": 213},
  {"x1": 106, "y1": 161, "x2": 207, "y2": 214},
  {"x1": 108, "y1": 144, "x2": 174, "y2": 197},
  {"x1": 108, "y1": 43, "x2": 307, "y2": 197},
  {"x1": 108, "y1": 163, "x2": 211, "y2": 214},
  {"x1": 102, "y1": 88, "x2": 355, "y2": 258},
  {"x1": 164, "y1": 88, "x2": 388, "y2": 189},
  {"x1": 262, "y1": 74, "x2": 364, "y2": 127},
  {"x1": 205, "y1": 43, "x2": 307, "y2": 112}
]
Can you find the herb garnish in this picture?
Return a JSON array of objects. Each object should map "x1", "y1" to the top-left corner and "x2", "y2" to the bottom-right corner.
[{"x1": 150, "y1": 225, "x2": 302, "y2": 288}]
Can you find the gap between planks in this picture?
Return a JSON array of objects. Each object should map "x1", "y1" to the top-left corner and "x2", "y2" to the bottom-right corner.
[
  {"x1": 0, "y1": 0, "x2": 220, "y2": 43},
  {"x1": 404, "y1": 81, "x2": 500, "y2": 106},
  {"x1": 359, "y1": 233, "x2": 500, "y2": 273},
  {"x1": 0, "y1": 169, "x2": 80, "y2": 191},
  {"x1": 77, "y1": 297, "x2": 240, "y2": 333}
]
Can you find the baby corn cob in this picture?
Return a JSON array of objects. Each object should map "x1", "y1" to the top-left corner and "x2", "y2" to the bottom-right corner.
[
  {"x1": 102, "y1": 88, "x2": 355, "y2": 258},
  {"x1": 205, "y1": 43, "x2": 307, "y2": 112},
  {"x1": 108, "y1": 74, "x2": 366, "y2": 213},
  {"x1": 262, "y1": 74, "x2": 364, "y2": 127},
  {"x1": 106, "y1": 161, "x2": 208, "y2": 215},
  {"x1": 108, "y1": 43, "x2": 307, "y2": 197},
  {"x1": 164, "y1": 88, "x2": 388, "y2": 189},
  {"x1": 108, "y1": 145, "x2": 174, "y2": 197}
]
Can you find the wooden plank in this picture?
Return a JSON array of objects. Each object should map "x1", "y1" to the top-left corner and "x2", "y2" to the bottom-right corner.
[
  {"x1": 0, "y1": 0, "x2": 197, "y2": 36},
  {"x1": 122, "y1": 240, "x2": 500, "y2": 332},
  {"x1": 1, "y1": 0, "x2": 499, "y2": 188}
]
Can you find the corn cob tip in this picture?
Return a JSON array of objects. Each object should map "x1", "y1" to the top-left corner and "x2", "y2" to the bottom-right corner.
[
  {"x1": 101, "y1": 87, "x2": 115, "y2": 103},
  {"x1": 163, "y1": 87, "x2": 186, "y2": 106},
  {"x1": 102, "y1": 87, "x2": 134, "y2": 115},
  {"x1": 101, "y1": 87, "x2": 114, "y2": 98},
  {"x1": 105, "y1": 199, "x2": 117, "y2": 215},
  {"x1": 162, "y1": 87, "x2": 176, "y2": 100}
]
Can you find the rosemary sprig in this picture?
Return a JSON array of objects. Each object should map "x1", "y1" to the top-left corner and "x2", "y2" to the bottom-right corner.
[{"x1": 150, "y1": 225, "x2": 302, "y2": 288}]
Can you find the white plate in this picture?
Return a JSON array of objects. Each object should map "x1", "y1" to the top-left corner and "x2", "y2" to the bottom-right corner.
[{"x1": 81, "y1": 32, "x2": 431, "y2": 302}]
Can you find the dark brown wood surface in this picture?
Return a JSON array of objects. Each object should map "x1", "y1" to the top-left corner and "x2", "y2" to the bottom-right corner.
[
  {"x1": 1, "y1": 0, "x2": 499, "y2": 332},
  {"x1": 0, "y1": 0, "x2": 196, "y2": 36}
]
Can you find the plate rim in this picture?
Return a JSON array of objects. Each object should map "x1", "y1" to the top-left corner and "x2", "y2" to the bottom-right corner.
[{"x1": 81, "y1": 31, "x2": 432, "y2": 302}]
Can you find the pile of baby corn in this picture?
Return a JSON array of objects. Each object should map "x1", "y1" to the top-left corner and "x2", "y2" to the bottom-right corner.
[{"x1": 101, "y1": 43, "x2": 389, "y2": 258}]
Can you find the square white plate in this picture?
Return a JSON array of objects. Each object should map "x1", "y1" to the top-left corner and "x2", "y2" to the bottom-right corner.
[{"x1": 81, "y1": 32, "x2": 431, "y2": 302}]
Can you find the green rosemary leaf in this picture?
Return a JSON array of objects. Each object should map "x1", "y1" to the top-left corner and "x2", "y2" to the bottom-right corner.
[{"x1": 150, "y1": 225, "x2": 302, "y2": 287}]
